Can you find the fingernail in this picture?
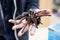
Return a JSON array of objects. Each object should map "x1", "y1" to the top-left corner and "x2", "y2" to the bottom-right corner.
[
  {"x1": 18, "y1": 32, "x2": 23, "y2": 37},
  {"x1": 12, "y1": 27, "x2": 15, "y2": 30},
  {"x1": 30, "y1": 31, "x2": 35, "y2": 36},
  {"x1": 8, "y1": 19, "x2": 12, "y2": 22},
  {"x1": 12, "y1": 26, "x2": 16, "y2": 30}
]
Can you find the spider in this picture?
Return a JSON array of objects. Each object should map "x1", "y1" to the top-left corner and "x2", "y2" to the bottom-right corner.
[{"x1": 15, "y1": 9, "x2": 51, "y2": 33}]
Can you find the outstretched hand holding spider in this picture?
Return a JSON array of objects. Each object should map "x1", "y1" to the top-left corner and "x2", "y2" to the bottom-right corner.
[{"x1": 9, "y1": 9, "x2": 51, "y2": 37}]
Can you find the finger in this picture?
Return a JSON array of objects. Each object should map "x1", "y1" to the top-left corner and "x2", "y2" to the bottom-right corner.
[
  {"x1": 12, "y1": 19, "x2": 27, "y2": 30},
  {"x1": 18, "y1": 25, "x2": 29, "y2": 37},
  {"x1": 12, "y1": 23, "x2": 24, "y2": 30},
  {"x1": 21, "y1": 23, "x2": 27, "y2": 33},
  {"x1": 9, "y1": 19, "x2": 21, "y2": 24},
  {"x1": 30, "y1": 23, "x2": 36, "y2": 36},
  {"x1": 34, "y1": 9, "x2": 40, "y2": 13}
]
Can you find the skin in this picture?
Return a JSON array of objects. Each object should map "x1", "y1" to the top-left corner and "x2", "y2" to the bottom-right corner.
[{"x1": 8, "y1": 9, "x2": 50, "y2": 37}]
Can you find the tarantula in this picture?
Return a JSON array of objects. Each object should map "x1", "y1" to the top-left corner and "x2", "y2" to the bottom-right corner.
[{"x1": 15, "y1": 9, "x2": 51, "y2": 33}]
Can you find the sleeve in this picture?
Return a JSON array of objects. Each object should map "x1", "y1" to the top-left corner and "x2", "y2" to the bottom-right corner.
[{"x1": 25, "y1": 0, "x2": 39, "y2": 11}]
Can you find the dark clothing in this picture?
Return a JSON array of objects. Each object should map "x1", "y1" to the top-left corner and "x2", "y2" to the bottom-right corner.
[{"x1": 0, "y1": 0, "x2": 39, "y2": 40}]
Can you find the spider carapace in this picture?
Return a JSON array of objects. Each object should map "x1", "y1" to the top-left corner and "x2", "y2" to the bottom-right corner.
[{"x1": 15, "y1": 9, "x2": 51, "y2": 33}]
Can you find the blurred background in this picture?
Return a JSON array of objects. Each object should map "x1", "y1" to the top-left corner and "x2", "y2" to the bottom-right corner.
[
  {"x1": 0, "y1": 0, "x2": 60, "y2": 40},
  {"x1": 29, "y1": 0, "x2": 60, "y2": 40}
]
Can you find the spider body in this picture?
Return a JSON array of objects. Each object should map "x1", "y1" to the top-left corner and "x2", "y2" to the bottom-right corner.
[{"x1": 15, "y1": 9, "x2": 51, "y2": 33}]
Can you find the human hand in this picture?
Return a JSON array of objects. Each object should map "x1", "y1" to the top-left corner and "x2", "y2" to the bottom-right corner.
[
  {"x1": 9, "y1": 9, "x2": 50, "y2": 37},
  {"x1": 9, "y1": 19, "x2": 36, "y2": 37}
]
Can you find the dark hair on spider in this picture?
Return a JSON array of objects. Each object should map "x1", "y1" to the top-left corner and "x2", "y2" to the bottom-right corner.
[{"x1": 15, "y1": 9, "x2": 51, "y2": 33}]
